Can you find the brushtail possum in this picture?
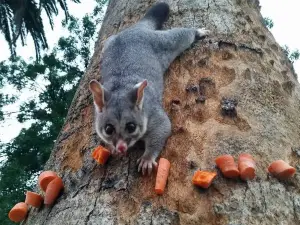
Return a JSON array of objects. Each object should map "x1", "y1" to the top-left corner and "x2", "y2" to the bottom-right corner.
[{"x1": 89, "y1": 2, "x2": 210, "y2": 175}]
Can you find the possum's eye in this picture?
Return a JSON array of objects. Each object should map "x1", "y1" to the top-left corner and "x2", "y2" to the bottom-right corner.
[
  {"x1": 126, "y1": 122, "x2": 136, "y2": 134},
  {"x1": 105, "y1": 124, "x2": 115, "y2": 135}
]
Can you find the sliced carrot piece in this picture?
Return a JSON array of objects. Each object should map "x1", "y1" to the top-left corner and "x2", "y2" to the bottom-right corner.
[
  {"x1": 221, "y1": 166, "x2": 239, "y2": 178},
  {"x1": 268, "y1": 160, "x2": 296, "y2": 180},
  {"x1": 38, "y1": 171, "x2": 59, "y2": 192},
  {"x1": 239, "y1": 164, "x2": 255, "y2": 180},
  {"x1": 215, "y1": 155, "x2": 239, "y2": 178},
  {"x1": 238, "y1": 153, "x2": 256, "y2": 180},
  {"x1": 92, "y1": 149, "x2": 99, "y2": 159},
  {"x1": 215, "y1": 155, "x2": 236, "y2": 169},
  {"x1": 8, "y1": 202, "x2": 28, "y2": 222},
  {"x1": 277, "y1": 167, "x2": 297, "y2": 179},
  {"x1": 44, "y1": 177, "x2": 64, "y2": 205},
  {"x1": 92, "y1": 145, "x2": 111, "y2": 165},
  {"x1": 238, "y1": 153, "x2": 254, "y2": 161},
  {"x1": 25, "y1": 191, "x2": 44, "y2": 208},
  {"x1": 192, "y1": 170, "x2": 217, "y2": 188},
  {"x1": 155, "y1": 158, "x2": 171, "y2": 195}
]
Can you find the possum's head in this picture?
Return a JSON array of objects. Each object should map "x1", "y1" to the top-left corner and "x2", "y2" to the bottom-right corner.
[{"x1": 89, "y1": 79, "x2": 148, "y2": 154}]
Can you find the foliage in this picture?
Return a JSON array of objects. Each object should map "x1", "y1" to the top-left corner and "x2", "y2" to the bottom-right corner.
[
  {"x1": 263, "y1": 17, "x2": 274, "y2": 29},
  {"x1": 282, "y1": 45, "x2": 300, "y2": 64},
  {"x1": 0, "y1": 2, "x2": 106, "y2": 224},
  {"x1": 0, "y1": 0, "x2": 80, "y2": 61},
  {"x1": 262, "y1": 17, "x2": 299, "y2": 64}
]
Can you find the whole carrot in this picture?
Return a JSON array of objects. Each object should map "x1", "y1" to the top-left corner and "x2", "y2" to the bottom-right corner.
[
  {"x1": 238, "y1": 153, "x2": 256, "y2": 180},
  {"x1": 38, "y1": 171, "x2": 59, "y2": 192},
  {"x1": 8, "y1": 202, "x2": 28, "y2": 222},
  {"x1": 268, "y1": 160, "x2": 296, "y2": 180},
  {"x1": 25, "y1": 191, "x2": 44, "y2": 208},
  {"x1": 92, "y1": 145, "x2": 111, "y2": 165},
  {"x1": 44, "y1": 177, "x2": 64, "y2": 205},
  {"x1": 155, "y1": 158, "x2": 171, "y2": 195},
  {"x1": 192, "y1": 170, "x2": 217, "y2": 188},
  {"x1": 215, "y1": 155, "x2": 239, "y2": 178}
]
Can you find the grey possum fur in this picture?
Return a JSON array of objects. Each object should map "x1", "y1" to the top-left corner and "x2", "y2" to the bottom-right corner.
[{"x1": 89, "y1": 2, "x2": 210, "y2": 175}]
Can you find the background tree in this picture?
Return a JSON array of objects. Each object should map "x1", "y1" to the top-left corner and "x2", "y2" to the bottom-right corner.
[
  {"x1": 0, "y1": 0, "x2": 80, "y2": 60},
  {"x1": 263, "y1": 17, "x2": 273, "y2": 29},
  {"x1": 263, "y1": 17, "x2": 300, "y2": 68},
  {"x1": 6, "y1": 0, "x2": 300, "y2": 224},
  {"x1": 0, "y1": 2, "x2": 106, "y2": 223},
  {"x1": 282, "y1": 45, "x2": 300, "y2": 64}
]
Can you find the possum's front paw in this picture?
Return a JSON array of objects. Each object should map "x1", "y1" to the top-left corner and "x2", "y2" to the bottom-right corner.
[
  {"x1": 107, "y1": 145, "x2": 120, "y2": 156},
  {"x1": 196, "y1": 28, "x2": 211, "y2": 39},
  {"x1": 137, "y1": 156, "x2": 158, "y2": 175},
  {"x1": 110, "y1": 148, "x2": 119, "y2": 156}
]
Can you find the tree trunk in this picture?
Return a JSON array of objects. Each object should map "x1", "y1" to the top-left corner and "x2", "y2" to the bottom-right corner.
[{"x1": 23, "y1": 0, "x2": 300, "y2": 224}]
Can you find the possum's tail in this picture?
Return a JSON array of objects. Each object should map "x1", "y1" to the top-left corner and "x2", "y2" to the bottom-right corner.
[{"x1": 138, "y1": 2, "x2": 170, "y2": 30}]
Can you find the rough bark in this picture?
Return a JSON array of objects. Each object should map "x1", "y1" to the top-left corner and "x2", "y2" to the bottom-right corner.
[{"x1": 23, "y1": 0, "x2": 300, "y2": 224}]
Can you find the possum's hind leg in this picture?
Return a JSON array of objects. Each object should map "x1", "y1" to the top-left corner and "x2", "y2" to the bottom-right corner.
[{"x1": 154, "y1": 27, "x2": 210, "y2": 70}]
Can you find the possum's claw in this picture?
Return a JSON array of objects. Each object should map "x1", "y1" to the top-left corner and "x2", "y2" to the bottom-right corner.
[
  {"x1": 107, "y1": 145, "x2": 121, "y2": 156},
  {"x1": 196, "y1": 28, "x2": 211, "y2": 38},
  {"x1": 137, "y1": 157, "x2": 158, "y2": 175}
]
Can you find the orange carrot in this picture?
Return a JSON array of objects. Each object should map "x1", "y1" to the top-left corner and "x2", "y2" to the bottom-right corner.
[
  {"x1": 44, "y1": 177, "x2": 64, "y2": 205},
  {"x1": 155, "y1": 158, "x2": 171, "y2": 195},
  {"x1": 215, "y1": 155, "x2": 239, "y2": 178},
  {"x1": 238, "y1": 153, "x2": 256, "y2": 180},
  {"x1": 268, "y1": 160, "x2": 296, "y2": 180},
  {"x1": 25, "y1": 191, "x2": 44, "y2": 208},
  {"x1": 92, "y1": 145, "x2": 111, "y2": 165},
  {"x1": 192, "y1": 170, "x2": 217, "y2": 188},
  {"x1": 8, "y1": 202, "x2": 28, "y2": 222},
  {"x1": 38, "y1": 171, "x2": 59, "y2": 192}
]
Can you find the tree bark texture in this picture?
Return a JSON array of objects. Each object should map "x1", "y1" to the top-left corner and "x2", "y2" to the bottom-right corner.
[{"x1": 23, "y1": 0, "x2": 300, "y2": 224}]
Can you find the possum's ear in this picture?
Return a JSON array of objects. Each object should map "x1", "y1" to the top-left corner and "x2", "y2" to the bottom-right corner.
[
  {"x1": 89, "y1": 80, "x2": 108, "y2": 113},
  {"x1": 131, "y1": 80, "x2": 148, "y2": 110}
]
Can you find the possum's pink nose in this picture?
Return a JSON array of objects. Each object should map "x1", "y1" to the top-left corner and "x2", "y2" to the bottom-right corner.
[
  {"x1": 116, "y1": 141, "x2": 127, "y2": 154},
  {"x1": 118, "y1": 144, "x2": 126, "y2": 152}
]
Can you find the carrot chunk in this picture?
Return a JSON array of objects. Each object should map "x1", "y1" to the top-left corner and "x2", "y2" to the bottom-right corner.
[
  {"x1": 25, "y1": 191, "x2": 44, "y2": 208},
  {"x1": 215, "y1": 155, "x2": 239, "y2": 178},
  {"x1": 268, "y1": 160, "x2": 296, "y2": 180},
  {"x1": 192, "y1": 170, "x2": 217, "y2": 188},
  {"x1": 44, "y1": 177, "x2": 64, "y2": 205},
  {"x1": 155, "y1": 158, "x2": 171, "y2": 195},
  {"x1": 38, "y1": 171, "x2": 59, "y2": 192},
  {"x1": 92, "y1": 145, "x2": 111, "y2": 165},
  {"x1": 8, "y1": 202, "x2": 28, "y2": 222},
  {"x1": 238, "y1": 153, "x2": 256, "y2": 180}
]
